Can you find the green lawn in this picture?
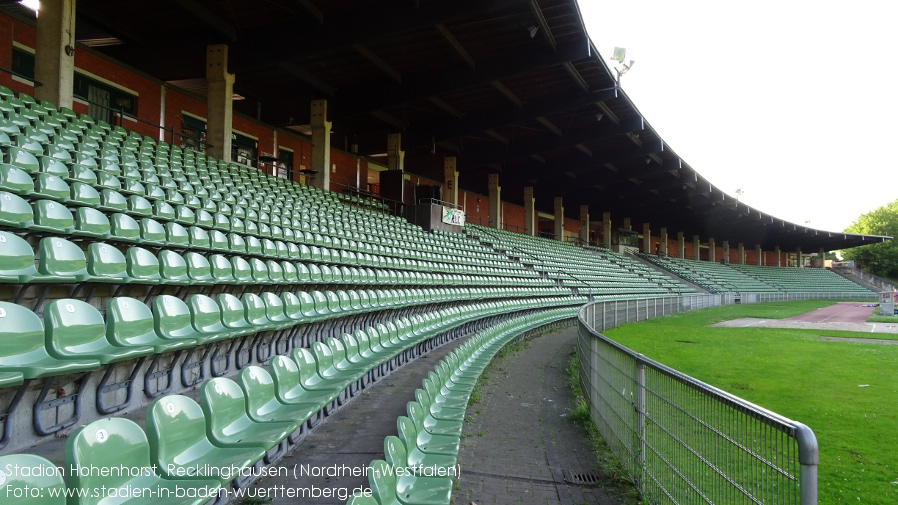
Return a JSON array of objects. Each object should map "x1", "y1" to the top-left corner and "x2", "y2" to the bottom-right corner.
[{"x1": 602, "y1": 300, "x2": 898, "y2": 505}]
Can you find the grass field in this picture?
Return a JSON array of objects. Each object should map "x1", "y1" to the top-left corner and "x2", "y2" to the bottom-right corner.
[{"x1": 601, "y1": 300, "x2": 898, "y2": 505}]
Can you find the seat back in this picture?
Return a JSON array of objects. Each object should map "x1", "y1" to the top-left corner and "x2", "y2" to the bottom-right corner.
[
  {"x1": 242, "y1": 293, "x2": 269, "y2": 326},
  {"x1": 0, "y1": 190, "x2": 33, "y2": 228},
  {"x1": 188, "y1": 294, "x2": 226, "y2": 336},
  {"x1": 199, "y1": 378, "x2": 248, "y2": 439},
  {"x1": 384, "y1": 435, "x2": 410, "y2": 470},
  {"x1": 152, "y1": 295, "x2": 196, "y2": 339},
  {"x1": 126, "y1": 246, "x2": 161, "y2": 282},
  {"x1": 268, "y1": 355, "x2": 303, "y2": 400},
  {"x1": 44, "y1": 298, "x2": 110, "y2": 360},
  {"x1": 65, "y1": 417, "x2": 152, "y2": 505},
  {"x1": 105, "y1": 297, "x2": 162, "y2": 348},
  {"x1": 367, "y1": 459, "x2": 398, "y2": 505},
  {"x1": 145, "y1": 395, "x2": 209, "y2": 472},
  {"x1": 86, "y1": 242, "x2": 127, "y2": 279},
  {"x1": 217, "y1": 293, "x2": 250, "y2": 331},
  {"x1": 0, "y1": 453, "x2": 66, "y2": 505},
  {"x1": 311, "y1": 341, "x2": 336, "y2": 375},
  {"x1": 36, "y1": 237, "x2": 86, "y2": 280},
  {"x1": 159, "y1": 250, "x2": 189, "y2": 284}
]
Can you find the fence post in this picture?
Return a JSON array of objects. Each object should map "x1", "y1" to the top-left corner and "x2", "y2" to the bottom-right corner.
[
  {"x1": 795, "y1": 423, "x2": 819, "y2": 505},
  {"x1": 637, "y1": 361, "x2": 647, "y2": 496}
]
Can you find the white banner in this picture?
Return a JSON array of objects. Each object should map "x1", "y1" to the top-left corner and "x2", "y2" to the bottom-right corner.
[{"x1": 442, "y1": 207, "x2": 465, "y2": 226}]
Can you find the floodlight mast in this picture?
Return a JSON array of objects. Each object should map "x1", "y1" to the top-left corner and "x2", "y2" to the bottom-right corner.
[{"x1": 610, "y1": 46, "x2": 635, "y2": 81}]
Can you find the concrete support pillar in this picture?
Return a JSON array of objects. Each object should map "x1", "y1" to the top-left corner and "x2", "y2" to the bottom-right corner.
[
  {"x1": 693, "y1": 235, "x2": 701, "y2": 260},
  {"x1": 553, "y1": 197, "x2": 564, "y2": 241},
  {"x1": 205, "y1": 44, "x2": 235, "y2": 163},
  {"x1": 660, "y1": 228, "x2": 668, "y2": 256},
  {"x1": 579, "y1": 205, "x2": 590, "y2": 245},
  {"x1": 775, "y1": 246, "x2": 782, "y2": 267},
  {"x1": 310, "y1": 99, "x2": 332, "y2": 190},
  {"x1": 756, "y1": 244, "x2": 763, "y2": 266},
  {"x1": 722, "y1": 241, "x2": 730, "y2": 264},
  {"x1": 819, "y1": 248, "x2": 826, "y2": 268},
  {"x1": 738, "y1": 243, "x2": 745, "y2": 265},
  {"x1": 602, "y1": 212, "x2": 612, "y2": 249},
  {"x1": 642, "y1": 223, "x2": 652, "y2": 254},
  {"x1": 387, "y1": 133, "x2": 404, "y2": 172},
  {"x1": 443, "y1": 157, "x2": 458, "y2": 206},
  {"x1": 623, "y1": 217, "x2": 632, "y2": 231},
  {"x1": 797, "y1": 247, "x2": 803, "y2": 268},
  {"x1": 488, "y1": 173, "x2": 501, "y2": 229},
  {"x1": 708, "y1": 237, "x2": 716, "y2": 262},
  {"x1": 34, "y1": 0, "x2": 76, "y2": 109},
  {"x1": 677, "y1": 232, "x2": 685, "y2": 259},
  {"x1": 523, "y1": 186, "x2": 536, "y2": 236}
]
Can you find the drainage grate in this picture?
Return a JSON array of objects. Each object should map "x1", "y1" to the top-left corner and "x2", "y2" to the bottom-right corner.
[{"x1": 561, "y1": 469, "x2": 602, "y2": 486}]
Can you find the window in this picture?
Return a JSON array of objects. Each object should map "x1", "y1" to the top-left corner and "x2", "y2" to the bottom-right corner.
[
  {"x1": 10, "y1": 47, "x2": 138, "y2": 119},
  {"x1": 278, "y1": 148, "x2": 293, "y2": 180}
]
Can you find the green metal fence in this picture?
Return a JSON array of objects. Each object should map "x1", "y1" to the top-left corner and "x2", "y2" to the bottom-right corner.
[{"x1": 577, "y1": 294, "x2": 826, "y2": 505}]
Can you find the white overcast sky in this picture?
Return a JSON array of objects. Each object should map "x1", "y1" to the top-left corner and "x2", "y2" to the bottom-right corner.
[{"x1": 577, "y1": 0, "x2": 898, "y2": 233}]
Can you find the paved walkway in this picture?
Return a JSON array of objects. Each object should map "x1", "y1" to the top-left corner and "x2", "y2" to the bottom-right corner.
[
  {"x1": 454, "y1": 326, "x2": 635, "y2": 505},
  {"x1": 242, "y1": 326, "x2": 635, "y2": 505}
]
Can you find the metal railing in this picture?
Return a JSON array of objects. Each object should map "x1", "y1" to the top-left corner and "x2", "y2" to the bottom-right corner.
[{"x1": 577, "y1": 294, "x2": 829, "y2": 505}]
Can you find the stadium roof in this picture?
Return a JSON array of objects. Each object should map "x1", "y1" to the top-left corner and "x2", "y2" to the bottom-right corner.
[{"x1": 13, "y1": 0, "x2": 888, "y2": 252}]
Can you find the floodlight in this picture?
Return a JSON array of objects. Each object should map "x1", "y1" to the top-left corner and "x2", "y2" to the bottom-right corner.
[{"x1": 20, "y1": 0, "x2": 39, "y2": 13}]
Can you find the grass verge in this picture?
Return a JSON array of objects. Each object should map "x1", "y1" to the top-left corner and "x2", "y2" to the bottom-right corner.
[{"x1": 566, "y1": 349, "x2": 642, "y2": 504}]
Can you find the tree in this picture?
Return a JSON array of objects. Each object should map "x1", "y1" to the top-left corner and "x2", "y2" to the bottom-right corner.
[{"x1": 841, "y1": 199, "x2": 898, "y2": 278}]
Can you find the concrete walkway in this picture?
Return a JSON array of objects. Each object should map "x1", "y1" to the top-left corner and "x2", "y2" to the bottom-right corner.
[{"x1": 453, "y1": 326, "x2": 635, "y2": 505}]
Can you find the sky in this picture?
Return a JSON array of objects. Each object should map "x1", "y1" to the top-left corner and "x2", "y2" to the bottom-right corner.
[{"x1": 577, "y1": 0, "x2": 898, "y2": 233}]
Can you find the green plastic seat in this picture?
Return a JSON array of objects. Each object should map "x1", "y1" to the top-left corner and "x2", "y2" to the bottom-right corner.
[
  {"x1": 66, "y1": 417, "x2": 221, "y2": 505},
  {"x1": 106, "y1": 297, "x2": 196, "y2": 353},
  {"x1": 152, "y1": 295, "x2": 206, "y2": 344},
  {"x1": 184, "y1": 252, "x2": 214, "y2": 285},
  {"x1": 216, "y1": 293, "x2": 255, "y2": 336},
  {"x1": 110, "y1": 212, "x2": 141, "y2": 242},
  {"x1": 159, "y1": 249, "x2": 191, "y2": 285},
  {"x1": 269, "y1": 354, "x2": 339, "y2": 410},
  {"x1": 30, "y1": 199, "x2": 74, "y2": 234},
  {"x1": 165, "y1": 221, "x2": 189, "y2": 247},
  {"x1": 5, "y1": 145, "x2": 41, "y2": 173},
  {"x1": 397, "y1": 416, "x2": 459, "y2": 457},
  {"x1": 146, "y1": 395, "x2": 266, "y2": 486},
  {"x1": 242, "y1": 292, "x2": 276, "y2": 330},
  {"x1": 210, "y1": 229, "x2": 229, "y2": 251},
  {"x1": 0, "y1": 164, "x2": 34, "y2": 195},
  {"x1": 32, "y1": 173, "x2": 70, "y2": 202},
  {"x1": 127, "y1": 194, "x2": 153, "y2": 217},
  {"x1": 367, "y1": 459, "x2": 453, "y2": 505},
  {"x1": 0, "y1": 453, "x2": 66, "y2": 505},
  {"x1": 69, "y1": 181, "x2": 101, "y2": 207},
  {"x1": 199, "y1": 377, "x2": 297, "y2": 450},
  {"x1": 0, "y1": 301, "x2": 100, "y2": 378},
  {"x1": 36, "y1": 236, "x2": 89, "y2": 282},
  {"x1": 125, "y1": 246, "x2": 162, "y2": 283},
  {"x1": 99, "y1": 188, "x2": 128, "y2": 212},
  {"x1": 44, "y1": 298, "x2": 153, "y2": 364},
  {"x1": 0, "y1": 230, "x2": 40, "y2": 282},
  {"x1": 236, "y1": 366, "x2": 320, "y2": 425},
  {"x1": 0, "y1": 190, "x2": 33, "y2": 228},
  {"x1": 209, "y1": 254, "x2": 237, "y2": 284},
  {"x1": 187, "y1": 294, "x2": 233, "y2": 342},
  {"x1": 384, "y1": 434, "x2": 457, "y2": 476},
  {"x1": 231, "y1": 256, "x2": 254, "y2": 284},
  {"x1": 290, "y1": 347, "x2": 348, "y2": 392},
  {"x1": 139, "y1": 217, "x2": 167, "y2": 245},
  {"x1": 188, "y1": 226, "x2": 211, "y2": 249},
  {"x1": 406, "y1": 401, "x2": 462, "y2": 438},
  {"x1": 73, "y1": 207, "x2": 111, "y2": 238}
]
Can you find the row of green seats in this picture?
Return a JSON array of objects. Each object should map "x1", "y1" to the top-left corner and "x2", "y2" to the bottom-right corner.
[{"x1": 348, "y1": 307, "x2": 577, "y2": 504}]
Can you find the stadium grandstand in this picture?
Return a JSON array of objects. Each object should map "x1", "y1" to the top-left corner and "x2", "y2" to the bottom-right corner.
[{"x1": 0, "y1": 1, "x2": 889, "y2": 504}]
